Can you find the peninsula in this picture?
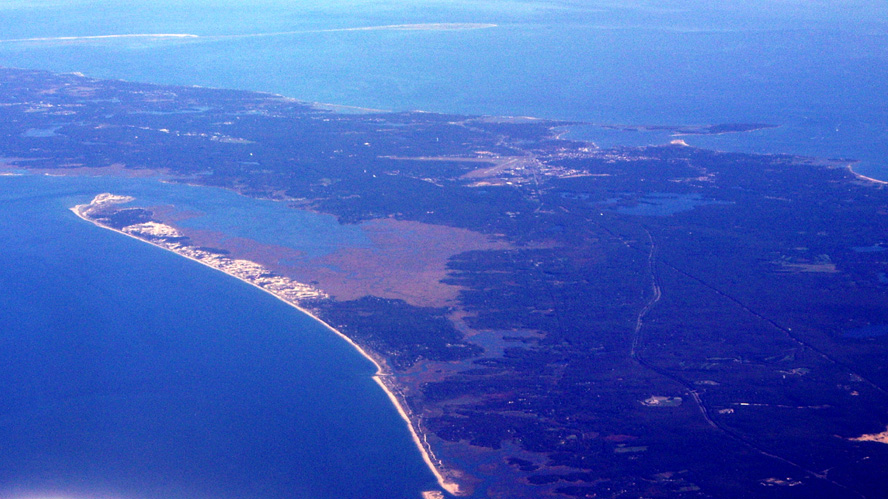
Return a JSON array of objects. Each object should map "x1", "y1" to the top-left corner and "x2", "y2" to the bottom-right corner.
[
  {"x1": 70, "y1": 192, "x2": 463, "y2": 496},
  {"x1": 3, "y1": 67, "x2": 888, "y2": 498}
]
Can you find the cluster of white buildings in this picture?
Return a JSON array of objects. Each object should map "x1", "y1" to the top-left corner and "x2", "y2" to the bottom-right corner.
[{"x1": 82, "y1": 193, "x2": 327, "y2": 305}]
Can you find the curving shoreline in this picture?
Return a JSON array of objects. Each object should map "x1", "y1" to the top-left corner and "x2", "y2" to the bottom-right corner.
[
  {"x1": 70, "y1": 196, "x2": 463, "y2": 497},
  {"x1": 846, "y1": 162, "x2": 888, "y2": 185}
]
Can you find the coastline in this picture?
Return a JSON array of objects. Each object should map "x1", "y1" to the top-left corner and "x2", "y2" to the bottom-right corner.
[
  {"x1": 69, "y1": 200, "x2": 463, "y2": 497},
  {"x1": 846, "y1": 163, "x2": 888, "y2": 185}
]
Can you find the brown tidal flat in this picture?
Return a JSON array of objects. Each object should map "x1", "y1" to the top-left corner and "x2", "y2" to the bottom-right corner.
[
  {"x1": 306, "y1": 218, "x2": 513, "y2": 306},
  {"x1": 151, "y1": 212, "x2": 513, "y2": 308}
]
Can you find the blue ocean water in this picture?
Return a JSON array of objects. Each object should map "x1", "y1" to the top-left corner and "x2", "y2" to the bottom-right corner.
[
  {"x1": 0, "y1": 1, "x2": 885, "y2": 178},
  {"x1": 0, "y1": 175, "x2": 435, "y2": 498},
  {"x1": 1, "y1": 2, "x2": 887, "y2": 497}
]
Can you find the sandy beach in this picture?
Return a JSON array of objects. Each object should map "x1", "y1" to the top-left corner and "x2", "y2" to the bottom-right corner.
[
  {"x1": 847, "y1": 163, "x2": 888, "y2": 185},
  {"x1": 70, "y1": 196, "x2": 462, "y2": 496}
]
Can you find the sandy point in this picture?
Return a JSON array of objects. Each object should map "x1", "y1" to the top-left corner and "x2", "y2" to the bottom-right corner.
[{"x1": 845, "y1": 163, "x2": 888, "y2": 185}]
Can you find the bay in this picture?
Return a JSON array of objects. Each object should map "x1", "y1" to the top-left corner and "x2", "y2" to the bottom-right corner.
[{"x1": 1, "y1": 2, "x2": 887, "y2": 497}]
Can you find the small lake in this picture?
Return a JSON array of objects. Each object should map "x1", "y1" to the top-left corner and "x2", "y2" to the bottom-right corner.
[{"x1": 605, "y1": 192, "x2": 732, "y2": 217}]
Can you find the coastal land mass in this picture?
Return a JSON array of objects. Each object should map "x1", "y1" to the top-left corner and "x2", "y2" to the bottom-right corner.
[
  {"x1": 70, "y1": 192, "x2": 462, "y2": 497},
  {"x1": 3, "y1": 66, "x2": 888, "y2": 498}
]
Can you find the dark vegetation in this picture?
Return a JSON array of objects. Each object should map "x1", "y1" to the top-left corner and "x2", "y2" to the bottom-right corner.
[
  {"x1": 315, "y1": 297, "x2": 482, "y2": 369},
  {"x1": 91, "y1": 208, "x2": 153, "y2": 229},
  {"x1": 3, "y1": 67, "x2": 888, "y2": 498}
]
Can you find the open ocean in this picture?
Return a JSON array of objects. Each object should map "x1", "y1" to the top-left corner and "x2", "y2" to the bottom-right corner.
[
  {"x1": 1, "y1": 0, "x2": 885, "y2": 178},
  {"x1": 0, "y1": 175, "x2": 437, "y2": 498},
  {"x1": 0, "y1": 1, "x2": 887, "y2": 497}
]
